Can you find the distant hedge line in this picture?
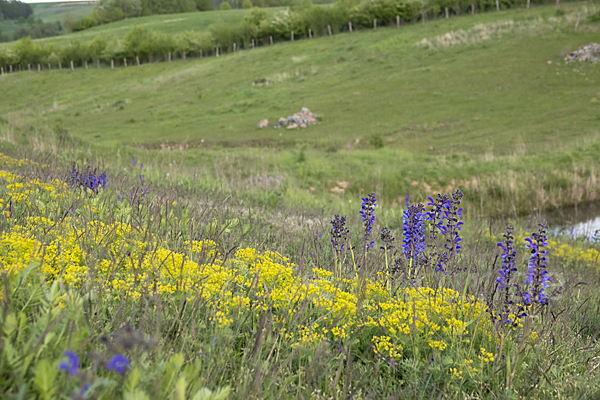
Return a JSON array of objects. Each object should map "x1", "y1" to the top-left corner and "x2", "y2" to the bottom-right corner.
[{"x1": 0, "y1": 0, "x2": 562, "y2": 70}]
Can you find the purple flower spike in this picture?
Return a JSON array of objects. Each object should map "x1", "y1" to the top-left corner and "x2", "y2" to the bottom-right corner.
[
  {"x1": 524, "y1": 221, "x2": 551, "y2": 307},
  {"x1": 359, "y1": 193, "x2": 377, "y2": 252},
  {"x1": 330, "y1": 214, "x2": 350, "y2": 254},
  {"x1": 106, "y1": 354, "x2": 130, "y2": 374},
  {"x1": 402, "y1": 203, "x2": 426, "y2": 279},
  {"x1": 59, "y1": 351, "x2": 79, "y2": 376}
]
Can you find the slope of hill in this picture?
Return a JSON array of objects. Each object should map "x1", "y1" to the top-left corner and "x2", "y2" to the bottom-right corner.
[
  {"x1": 0, "y1": 1, "x2": 96, "y2": 41},
  {"x1": 32, "y1": 7, "x2": 281, "y2": 46},
  {"x1": 30, "y1": 2, "x2": 97, "y2": 23},
  {"x1": 1, "y1": 2, "x2": 599, "y2": 215}
]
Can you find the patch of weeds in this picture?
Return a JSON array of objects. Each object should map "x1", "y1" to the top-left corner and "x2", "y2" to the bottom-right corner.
[
  {"x1": 297, "y1": 145, "x2": 307, "y2": 163},
  {"x1": 53, "y1": 119, "x2": 70, "y2": 144},
  {"x1": 370, "y1": 133, "x2": 384, "y2": 149}
]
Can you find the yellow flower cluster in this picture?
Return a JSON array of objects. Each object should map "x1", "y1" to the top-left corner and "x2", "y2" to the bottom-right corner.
[
  {"x1": 429, "y1": 340, "x2": 447, "y2": 352},
  {"x1": 372, "y1": 336, "x2": 403, "y2": 359},
  {"x1": 0, "y1": 170, "x2": 65, "y2": 204},
  {"x1": 478, "y1": 347, "x2": 494, "y2": 362},
  {"x1": 0, "y1": 154, "x2": 495, "y2": 355},
  {"x1": 449, "y1": 367, "x2": 463, "y2": 379},
  {"x1": 0, "y1": 153, "x2": 42, "y2": 168}
]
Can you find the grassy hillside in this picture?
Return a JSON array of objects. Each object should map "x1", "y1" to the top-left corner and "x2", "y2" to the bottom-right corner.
[
  {"x1": 32, "y1": 7, "x2": 282, "y2": 46},
  {"x1": 0, "y1": 1, "x2": 96, "y2": 41},
  {"x1": 30, "y1": 2, "x2": 97, "y2": 23},
  {"x1": 1, "y1": 2, "x2": 599, "y2": 216}
]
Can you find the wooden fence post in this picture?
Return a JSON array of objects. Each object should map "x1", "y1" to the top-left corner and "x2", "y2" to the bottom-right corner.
[
  {"x1": 111, "y1": 59, "x2": 114, "y2": 69},
  {"x1": 472, "y1": 3, "x2": 475, "y2": 14},
  {"x1": 38, "y1": 64, "x2": 41, "y2": 72},
  {"x1": 200, "y1": 50, "x2": 203, "y2": 59},
  {"x1": 270, "y1": 36, "x2": 273, "y2": 45},
  {"x1": 216, "y1": 47, "x2": 219, "y2": 57},
  {"x1": 252, "y1": 38, "x2": 255, "y2": 48},
  {"x1": 374, "y1": 18, "x2": 376, "y2": 28},
  {"x1": 575, "y1": 13, "x2": 580, "y2": 30},
  {"x1": 168, "y1": 52, "x2": 171, "y2": 62},
  {"x1": 233, "y1": 43, "x2": 236, "y2": 52},
  {"x1": 9, "y1": 65, "x2": 12, "y2": 73},
  {"x1": 309, "y1": 28, "x2": 312, "y2": 39},
  {"x1": 445, "y1": 7, "x2": 449, "y2": 19},
  {"x1": 97, "y1": 59, "x2": 100, "y2": 69},
  {"x1": 70, "y1": 61, "x2": 74, "y2": 70},
  {"x1": 328, "y1": 25, "x2": 332, "y2": 36},
  {"x1": 422, "y1": 12, "x2": 425, "y2": 23},
  {"x1": 495, "y1": 0, "x2": 499, "y2": 11},
  {"x1": 124, "y1": 58, "x2": 127, "y2": 67},
  {"x1": 527, "y1": 0, "x2": 530, "y2": 8},
  {"x1": 291, "y1": 31, "x2": 294, "y2": 41},
  {"x1": 136, "y1": 56, "x2": 140, "y2": 66},
  {"x1": 85, "y1": 61, "x2": 88, "y2": 69},
  {"x1": 396, "y1": 15, "x2": 400, "y2": 27},
  {"x1": 48, "y1": 63, "x2": 51, "y2": 70},
  {"x1": 1, "y1": 67, "x2": 3, "y2": 75},
  {"x1": 349, "y1": 22, "x2": 352, "y2": 32},
  {"x1": 19, "y1": 65, "x2": 21, "y2": 72},
  {"x1": 28, "y1": 64, "x2": 31, "y2": 71},
  {"x1": 182, "y1": 52, "x2": 186, "y2": 60}
]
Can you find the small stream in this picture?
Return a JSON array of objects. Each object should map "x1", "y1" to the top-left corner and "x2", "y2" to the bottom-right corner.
[{"x1": 521, "y1": 202, "x2": 600, "y2": 240}]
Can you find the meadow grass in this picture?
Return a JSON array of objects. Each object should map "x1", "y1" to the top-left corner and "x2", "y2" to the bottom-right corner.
[
  {"x1": 0, "y1": 2, "x2": 96, "y2": 41},
  {"x1": 29, "y1": 2, "x2": 98, "y2": 24},
  {"x1": 27, "y1": 7, "x2": 283, "y2": 47},
  {"x1": 1, "y1": 144, "x2": 600, "y2": 399},
  {"x1": 1, "y1": 2, "x2": 599, "y2": 216}
]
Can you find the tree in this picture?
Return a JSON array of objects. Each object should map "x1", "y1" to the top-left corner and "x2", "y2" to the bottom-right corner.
[
  {"x1": 195, "y1": 0, "x2": 214, "y2": 11},
  {"x1": 0, "y1": 0, "x2": 33, "y2": 21}
]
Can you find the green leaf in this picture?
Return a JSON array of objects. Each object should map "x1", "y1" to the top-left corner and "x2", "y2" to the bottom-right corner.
[
  {"x1": 15, "y1": 261, "x2": 40, "y2": 289},
  {"x1": 124, "y1": 389, "x2": 150, "y2": 400},
  {"x1": 173, "y1": 376, "x2": 187, "y2": 400},
  {"x1": 124, "y1": 367, "x2": 141, "y2": 393},
  {"x1": 32, "y1": 359, "x2": 58, "y2": 400}
]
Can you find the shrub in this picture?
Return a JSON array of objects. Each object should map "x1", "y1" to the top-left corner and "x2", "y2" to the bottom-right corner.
[
  {"x1": 220, "y1": 1, "x2": 232, "y2": 9},
  {"x1": 370, "y1": 133, "x2": 384, "y2": 149},
  {"x1": 242, "y1": 0, "x2": 253, "y2": 8}
]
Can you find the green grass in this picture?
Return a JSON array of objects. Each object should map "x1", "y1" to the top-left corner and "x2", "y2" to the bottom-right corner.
[
  {"x1": 1, "y1": 2, "x2": 600, "y2": 216},
  {"x1": 0, "y1": 19, "x2": 21, "y2": 39},
  {"x1": 29, "y1": 2, "x2": 98, "y2": 23},
  {"x1": 0, "y1": 2, "x2": 96, "y2": 41},
  {"x1": 31, "y1": 7, "x2": 283, "y2": 46}
]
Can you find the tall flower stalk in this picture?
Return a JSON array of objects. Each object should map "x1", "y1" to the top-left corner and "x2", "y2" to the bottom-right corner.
[
  {"x1": 330, "y1": 214, "x2": 350, "y2": 279},
  {"x1": 380, "y1": 226, "x2": 395, "y2": 286},
  {"x1": 495, "y1": 224, "x2": 524, "y2": 326},
  {"x1": 402, "y1": 203, "x2": 426, "y2": 281},
  {"x1": 359, "y1": 193, "x2": 377, "y2": 259},
  {"x1": 524, "y1": 221, "x2": 551, "y2": 311}
]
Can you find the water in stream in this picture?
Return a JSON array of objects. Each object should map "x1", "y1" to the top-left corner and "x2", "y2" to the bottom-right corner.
[{"x1": 523, "y1": 202, "x2": 600, "y2": 240}]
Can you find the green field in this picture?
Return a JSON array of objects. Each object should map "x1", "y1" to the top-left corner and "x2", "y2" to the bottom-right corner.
[
  {"x1": 0, "y1": 1, "x2": 96, "y2": 41},
  {"x1": 30, "y1": 2, "x2": 98, "y2": 23},
  {"x1": 32, "y1": 7, "x2": 281, "y2": 46},
  {"x1": 1, "y1": 2, "x2": 600, "y2": 216},
  {"x1": 3, "y1": 3, "x2": 600, "y2": 399}
]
